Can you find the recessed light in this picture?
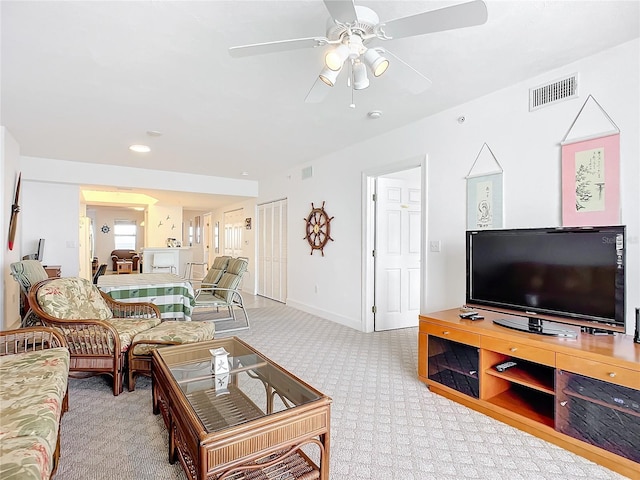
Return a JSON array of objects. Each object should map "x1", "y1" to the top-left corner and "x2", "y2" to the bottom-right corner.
[
  {"x1": 241, "y1": 172, "x2": 249, "y2": 176},
  {"x1": 129, "y1": 144, "x2": 151, "y2": 153},
  {"x1": 146, "y1": 130, "x2": 163, "y2": 137},
  {"x1": 368, "y1": 110, "x2": 382, "y2": 119}
]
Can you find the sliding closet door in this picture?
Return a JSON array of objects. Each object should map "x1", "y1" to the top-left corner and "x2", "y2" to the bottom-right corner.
[{"x1": 258, "y1": 199, "x2": 287, "y2": 303}]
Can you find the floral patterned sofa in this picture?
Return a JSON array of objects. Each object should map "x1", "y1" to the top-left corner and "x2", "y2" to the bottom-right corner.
[{"x1": 0, "y1": 327, "x2": 69, "y2": 480}]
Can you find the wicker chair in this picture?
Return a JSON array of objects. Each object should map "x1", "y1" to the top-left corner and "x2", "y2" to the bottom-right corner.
[{"x1": 28, "y1": 277, "x2": 161, "y2": 395}]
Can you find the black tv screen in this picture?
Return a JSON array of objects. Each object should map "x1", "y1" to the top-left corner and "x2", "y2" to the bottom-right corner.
[{"x1": 466, "y1": 226, "x2": 625, "y2": 330}]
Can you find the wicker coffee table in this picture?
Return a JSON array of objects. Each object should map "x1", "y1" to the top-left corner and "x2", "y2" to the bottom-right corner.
[{"x1": 151, "y1": 337, "x2": 331, "y2": 480}]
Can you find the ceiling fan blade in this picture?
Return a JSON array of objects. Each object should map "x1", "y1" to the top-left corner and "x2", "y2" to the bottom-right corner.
[
  {"x1": 304, "y1": 77, "x2": 331, "y2": 104},
  {"x1": 379, "y1": 49, "x2": 432, "y2": 95},
  {"x1": 229, "y1": 36, "x2": 330, "y2": 58},
  {"x1": 379, "y1": 0, "x2": 488, "y2": 40},
  {"x1": 323, "y1": 0, "x2": 358, "y2": 24}
]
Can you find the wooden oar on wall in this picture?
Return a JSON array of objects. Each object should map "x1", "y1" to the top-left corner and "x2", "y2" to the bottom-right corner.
[{"x1": 8, "y1": 172, "x2": 21, "y2": 250}]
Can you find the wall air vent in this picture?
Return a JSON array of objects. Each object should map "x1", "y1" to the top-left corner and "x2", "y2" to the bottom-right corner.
[
  {"x1": 529, "y1": 73, "x2": 578, "y2": 111},
  {"x1": 301, "y1": 166, "x2": 313, "y2": 180}
]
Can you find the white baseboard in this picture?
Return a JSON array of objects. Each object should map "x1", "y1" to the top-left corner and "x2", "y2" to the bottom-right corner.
[{"x1": 285, "y1": 298, "x2": 362, "y2": 331}]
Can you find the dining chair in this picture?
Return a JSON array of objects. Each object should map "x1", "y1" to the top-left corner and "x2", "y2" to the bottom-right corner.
[{"x1": 92, "y1": 263, "x2": 107, "y2": 284}]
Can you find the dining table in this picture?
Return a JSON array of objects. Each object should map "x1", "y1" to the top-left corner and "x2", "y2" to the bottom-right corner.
[{"x1": 97, "y1": 273, "x2": 196, "y2": 320}]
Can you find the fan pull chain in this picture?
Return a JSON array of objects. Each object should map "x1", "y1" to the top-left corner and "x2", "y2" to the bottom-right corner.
[{"x1": 349, "y1": 59, "x2": 356, "y2": 108}]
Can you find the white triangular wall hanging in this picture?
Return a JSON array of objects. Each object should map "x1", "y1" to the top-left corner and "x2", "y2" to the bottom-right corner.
[
  {"x1": 561, "y1": 94, "x2": 620, "y2": 145},
  {"x1": 466, "y1": 143, "x2": 504, "y2": 229},
  {"x1": 465, "y1": 143, "x2": 503, "y2": 179}
]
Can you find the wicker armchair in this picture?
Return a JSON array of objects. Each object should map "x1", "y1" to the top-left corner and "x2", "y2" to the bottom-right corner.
[{"x1": 28, "y1": 277, "x2": 161, "y2": 395}]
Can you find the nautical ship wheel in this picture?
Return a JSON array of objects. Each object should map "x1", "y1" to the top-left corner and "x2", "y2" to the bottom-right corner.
[{"x1": 304, "y1": 201, "x2": 334, "y2": 256}]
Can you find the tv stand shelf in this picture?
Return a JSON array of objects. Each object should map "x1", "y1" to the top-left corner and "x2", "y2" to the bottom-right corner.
[{"x1": 418, "y1": 308, "x2": 640, "y2": 479}]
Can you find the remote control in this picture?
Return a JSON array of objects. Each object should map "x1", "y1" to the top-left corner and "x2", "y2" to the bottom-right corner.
[
  {"x1": 459, "y1": 311, "x2": 479, "y2": 319},
  {"x1": 468, "y1": 314, "x2": 484, "y2": 320},
  {"x1": 495, "y1": 361, "x2": 517, "y2": 372}
]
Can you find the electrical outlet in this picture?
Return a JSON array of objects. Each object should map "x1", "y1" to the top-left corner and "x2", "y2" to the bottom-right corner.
[{"x1": 429, "y1": 240, "x2": 441, "y2": 252}]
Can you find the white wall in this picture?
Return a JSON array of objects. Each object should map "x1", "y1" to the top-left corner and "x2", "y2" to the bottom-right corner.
[
  {"x1": 259, "y1": 39, "x2": 640, "y2": 334},
  {"x1": 20, "y1": 156, "x2": 258, "y2": 197},
  {"x1": 20, "y1": 181, "x2": 81, "y2": 278},
  {"x1": 1, "y1": 128, "x2": 23, "y2": 330},
  {"x1": 147, "y1": 204, "x2": 183, "y2": 247}
]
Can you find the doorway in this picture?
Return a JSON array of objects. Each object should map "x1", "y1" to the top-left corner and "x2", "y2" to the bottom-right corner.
[
  {"x1": 223, "y1": 208, "x2": 244, "y2": 258},
  {"x1": 362, "y1": 158, "x2": 426, "y2": 332}
]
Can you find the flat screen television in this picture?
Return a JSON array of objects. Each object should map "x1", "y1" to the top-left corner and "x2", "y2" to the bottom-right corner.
[
  {"x1": 36, "y1": 238, "x2": 45, "y2": 262},
  {"x1": 466, "y1": 226, "x2": 625, "y2": 335}
]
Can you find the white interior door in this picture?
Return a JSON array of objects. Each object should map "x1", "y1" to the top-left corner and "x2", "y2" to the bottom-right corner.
[
  {"x1": 203, "y1": 213, "x2": 212, "y2": 268},
  {"x1": 257, "y1": 199, "x2": 287, "y2": 302},
  {"x1": 223, "y1": 209, "x2": 244, "y2": 258},
  {"x1": 374, "y1": 168, "x2": 421, "y2": 331}
]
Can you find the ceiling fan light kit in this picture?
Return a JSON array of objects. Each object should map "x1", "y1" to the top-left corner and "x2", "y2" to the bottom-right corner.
[
  {"x1": 319, "y1": 66, "x2": 341, "y2": 87},
  {"x1": 364, "y1": 48, "x2": 389, "y2": 77},
  {"x1": 325, "y1": 43, "x2": 350, "y2": 71},
  {"x1": 353, "y1": 62, "x2": 369, "y2": 90},
  {"x1": 229, "y1": 0, "x2": 488, "y2": 104}
]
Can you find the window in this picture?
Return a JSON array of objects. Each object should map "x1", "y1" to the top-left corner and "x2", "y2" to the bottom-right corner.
[{"x1": 114, "y1": 220, "x2": 136, "y2": 250}]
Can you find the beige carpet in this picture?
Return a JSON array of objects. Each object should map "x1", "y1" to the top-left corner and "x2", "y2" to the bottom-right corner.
[
  {"x1": 54, "y1": 298, "x2": 626, "y2": 480},
  {"x1": 190, "y1": 306, "x2": 250, "y2": 334}
]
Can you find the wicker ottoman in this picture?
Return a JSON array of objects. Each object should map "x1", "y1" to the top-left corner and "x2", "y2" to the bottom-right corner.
[{"x1": 128, "y1": 321, "x2": 215, "y2": 391}]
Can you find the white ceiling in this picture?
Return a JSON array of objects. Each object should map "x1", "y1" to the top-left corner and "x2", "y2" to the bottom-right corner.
[{"x1": 2, "y1": 1, "x2": 639, "y2": 208}]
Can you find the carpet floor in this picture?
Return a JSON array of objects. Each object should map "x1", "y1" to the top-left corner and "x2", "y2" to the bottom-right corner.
[
  {"x1": 54, "y1": 297, "x2": 626, "y2": 480},
  {"x1": 189, "y1": 306, "x2": 250, "y2": 334}
]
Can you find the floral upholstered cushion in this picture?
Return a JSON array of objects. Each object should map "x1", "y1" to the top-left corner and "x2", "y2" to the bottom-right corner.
[
  {"x1": 105, "y1": 318, "x2": 162, "y2": 352},
  {"x1": 0, "y1": 436, "x2": 53, "y2": 480},
  {"x1": 131, "y1": 321, "x2": 215, "y2": 355},
  {"x1": 36, "y1": 277, "x2": 113, "y2": 320},
  {"x1": 0, "y1": 347, "x2": 70, "y2": 480}
]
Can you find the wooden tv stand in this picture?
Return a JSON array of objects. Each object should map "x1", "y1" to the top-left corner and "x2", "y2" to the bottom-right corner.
[{"x1": 418, "y1": 308, "x2": 640, "y2": 479}]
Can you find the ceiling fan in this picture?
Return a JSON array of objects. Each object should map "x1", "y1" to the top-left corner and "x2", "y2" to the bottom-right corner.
[{"x1": 229, "y1": 0, "x2": 488, "y2": 105}]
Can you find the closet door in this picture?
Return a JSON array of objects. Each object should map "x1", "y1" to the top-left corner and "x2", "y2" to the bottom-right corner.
[{"x1": 258, "y1": 199, "x2": 287, "y2": 302}]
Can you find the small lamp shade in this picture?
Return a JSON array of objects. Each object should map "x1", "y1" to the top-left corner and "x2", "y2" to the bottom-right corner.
[
  {"x1": 325, "y1": 44, "x2": 350, "y2": 71},
  {"x1": 319, "y1": 66, "x2": 341, "y2": 87},
  {"x1": 364, "y1": 48, "x2": 390, "y2": 77},
  {"x1": 353, "y1": 62, "x2": 369, "y2": 90}
]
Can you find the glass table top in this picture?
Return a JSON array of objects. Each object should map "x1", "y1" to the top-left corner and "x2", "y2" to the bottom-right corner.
[{"x1": 156, "y1": 337, "x2": 322, "y2": 433}]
